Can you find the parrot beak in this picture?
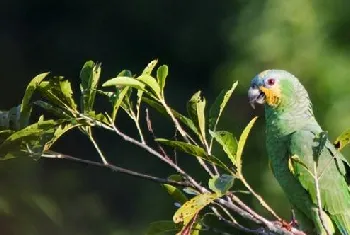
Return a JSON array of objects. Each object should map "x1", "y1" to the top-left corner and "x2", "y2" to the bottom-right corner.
[{"x1": 248, "y1": 86, "x2": 265, "y2": 109}]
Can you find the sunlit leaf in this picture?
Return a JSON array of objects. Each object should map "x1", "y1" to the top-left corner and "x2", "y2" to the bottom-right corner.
[
  {"x1": 138, "y1": 74, "x2": 161, "y2": 97},
  {"x1": 209, "y1": 130, "x2": 238, "y2": 166},
  {"x1": 155, "y1": 139, "x2": 228, "y2": 171},
  {"x1": 334, "y1": 129, "x2": 350, "y2": 151},
  {"x1": 162, "y1": 184, "x2": 188, "y2": 204},
  {"x1": 143, "y1": 59, "x2": 158, "y2": 75},
  {"x1": 146, "y1": 220, "x2": 180, "y2": 235},
  {"x1": 173, "y1": 193, "x2": 219, "y2": 225},
  {"x1": 20, "y1": 72, "x2": 50, "y2": 129},
  {"x1": 102, "y1": 76, "x2": 145, "y2": 90},
  {"x1": 178, "y1": 216, "x2": 201, "y2": 235},
  {"x1": 236, "y1": 116, "x2": 258, "y2": 173},
  {"x1": 80, "y1": 61, "x2": 102, "y2": 113},
  {"x1": 187, "y1": 91, "x2": 207, "y2": 142},
  {"x1": 208, "y1": 174, "x2": 235, "y2": 196},
  {"x1": 0, "y1": 119, "x2": 78, "y2": 160},
  {"x1": 209, "y1": 81, "x2": 238, "y2": 131},
  {"x1": 38, "y1": 77, "x2": 78, "y2": 114},
  {"x1": 157, "y1": 65, "x2": 168, "y2": 97}
]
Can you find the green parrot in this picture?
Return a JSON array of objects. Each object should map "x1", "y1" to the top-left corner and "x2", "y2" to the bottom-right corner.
[{"x1": 248, "y1": 70, "x2": 350, "y2": 235}]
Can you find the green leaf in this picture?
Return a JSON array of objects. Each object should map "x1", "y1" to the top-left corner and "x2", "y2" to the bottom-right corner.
[
  {"x1": 20, "y1": 72, "x2": 50, "y2": 129},
  {"x1": 208, "y1": 174, "x2": 235, "y2": 196},
  {"x1": 209, "y1": 81, "x2": 238, "y2": 131},
  {"x1": 142, "y1": 97, "x2": 201, "y2": 137},
  {"x1": 162, "y1": 184, "x2": 188, "y2": 204},
  {"x1": 111, "y1": 87, "x2": 130, "y2": 121},
  {"x1": 173, "y1": 193, "x2": 219, "y2": 225},
  {"x1": 334, "y1": 129, "x2": 350, "y2": 151},
  {"x1": 0, "y1": 119, "x2": 78, "y2": 160},
  {"x1": 156, "y1": 139, "x2": 230, "y2": 172},
  {"x1": 157, "y1": 65, "x2": 168, "y2": 96},
  {"x1": 80, "y1": 61, "x2": 102, "y2": 113},
  {"x1": 146, "y1": 220, "x2": 180, "y2": 235},
  {"x1": 236, "y1": 116, "x2": 258, "y2": 173},
  {"x1": 187, "y1": 91, "x2": 207, "y2": 142},
  {"x1": 38, "y1": 77, "x2": 78, "y2": 114},
  {"x1": 142, "y1": 59, "x2": 158, "y2": 75},
  {"x1": 102, "y1": 76, "x2": 146, "y2": 90},
  {"x1": 209, "y1": 130, "x2": 238, "y2": 165},
  {"x1": 138, "y1": 74, "x2": 161, "y2": 97}
]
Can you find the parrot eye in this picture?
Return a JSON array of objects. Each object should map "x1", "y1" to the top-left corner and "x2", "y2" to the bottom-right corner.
[{"x1": 266, "y1": 78, "x2": 276, "y2": 86}]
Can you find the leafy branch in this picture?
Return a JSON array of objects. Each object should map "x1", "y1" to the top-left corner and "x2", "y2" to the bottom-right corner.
[{"x1": 0, "y1": 60, "x2": 307, "y2": 235}]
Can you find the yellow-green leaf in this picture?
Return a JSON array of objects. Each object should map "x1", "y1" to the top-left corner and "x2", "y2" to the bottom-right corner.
[
  {"x1": 209, "y1": 81, "x2": 238, "y2": 131},
  {"x1": 209, "y1": 130, "x2": 238, "y2": 165},
  {"x1": 143, "y1": 60, "x2": 158, "y2": 75},
  {"x1": 80, "y1": 61, "x2": 101, "y2": 113},
  {"x1": 157, "y1": 65, "x2": 168, "y2": 97},
  {"x1": 102, "y1": 76, "x2": 145, "y2": 90},
  {"x1": 162, "y1": 184, "x2": 188, "y2": 204},
  {"x1": 334, "y1": 129, "x2": 350, "y2": 151},
  {"x1": 20, "y1": 72, "x2": 50, "y2": 129},
  {"x1": 173, "y1": 193, "x2": 218, "y2": 225},
  {"x1": 236, "y1": 117, "x2": 258, "y2": 173},
  {"x1": 138, "y1": 74, "x2": 161, "y2": 97},
  {"x1": 187, "y1": 91, "x2": 207, "y2": 143},
  {"x1": 38, "y1": 77, "x2": 78, "y2": 114}
]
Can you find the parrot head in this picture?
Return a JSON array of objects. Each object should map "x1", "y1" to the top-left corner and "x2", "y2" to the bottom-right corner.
[{"x1": 248, "y1": 70, "x2": 307, "y2": 110}]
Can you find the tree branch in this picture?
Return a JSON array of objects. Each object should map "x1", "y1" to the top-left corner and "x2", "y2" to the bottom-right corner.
[{"x1": 41, "y1": 151, "x2": 192, "y2": 187}]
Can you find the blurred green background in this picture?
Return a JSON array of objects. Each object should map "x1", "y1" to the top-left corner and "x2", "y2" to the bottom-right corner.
[{"x1": 1, "y1": 0, "x2": 350, "y2": 234}]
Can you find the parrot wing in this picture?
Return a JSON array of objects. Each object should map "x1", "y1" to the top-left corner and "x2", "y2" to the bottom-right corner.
[{"x1": 288, "y1": 128, "x2": 350, "y2": 235}]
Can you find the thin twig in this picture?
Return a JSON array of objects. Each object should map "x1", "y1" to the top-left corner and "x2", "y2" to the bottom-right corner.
[
  {"x1": 238, "y1": 175, "x2": 281, "y2": 221},
  {"x1": 41, "y1": 151, "x2": 192, "y2": 187},
  {"x1": 88, "y1": 133, "x2": 109, "y2": 165},
  {"x1": 145, "y1": 108, "x2": 171, "y2": 161},
  {"x1": 159, "y1": 99, "x2": 215, "y2": 177}
]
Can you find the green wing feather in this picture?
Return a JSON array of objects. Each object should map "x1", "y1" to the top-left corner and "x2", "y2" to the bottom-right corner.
[{"x1": 289, "y1": 127, "x2": 350, "y2": 235}]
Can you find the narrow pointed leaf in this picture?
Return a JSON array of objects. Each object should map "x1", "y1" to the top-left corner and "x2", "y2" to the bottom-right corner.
[
  {"x1": 111, "y1": 87, "x2": 130, "y2": 121},
  {"x1": 208, "y1": 174, "x2": 235, "y2": 196},
  {"x1": 334, "y1": 129, "x2": 350, "y2": 151},
  {"x1": 80, "y1": 61, "x2": 101, "y2": 113},
  {"x1": 157, "y1": 65, "x2": 168, "y2": 96},
  {"x1": 173, "y1": 193, "x2": 219, "y2": 225},
  {"x1": 236, "y1": 116, "x2": 258, "y2": 172},
  {"x1": 143, "y1": 60, "x2": 158, "y2": 75},
  {"x1": 162, "y1": 184, "x2": 188, "y2": 204},
  {"x1": 102, "y1": 76, "x2": 146, "y2": 90},
  {"x1": 138, "y1": 74, "x2": 161, "y2": 97},
  {"x1": 209, "y1": 81, "x2": 238, "y2": 130},
  {"x1": 38, "y1": 77, "x2": 78, "y2": 114},
  {"x1": 187, "y1": 91, "x2": 206, "y2": 142},
  {"x1": 20, "y1": 72, "x2": 50, "y2": 129},
  {"x1": 209, "y1": 130, "x2": 238, "y2": 165}
]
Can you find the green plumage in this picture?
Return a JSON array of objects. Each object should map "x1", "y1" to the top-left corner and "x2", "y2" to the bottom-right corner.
[{"x1": 249, "y1": 70, "x2": 350, "y2": 235}]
